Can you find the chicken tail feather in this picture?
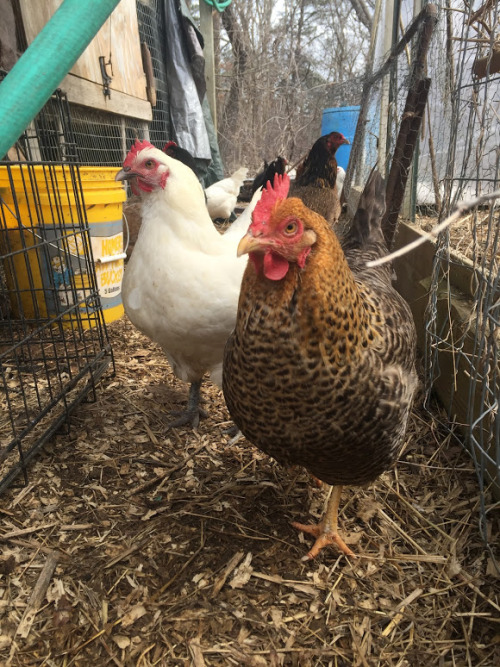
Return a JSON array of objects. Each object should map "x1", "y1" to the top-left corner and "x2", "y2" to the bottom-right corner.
[{"x1": 345, "y1": 167, "x2": 387, "y2": 249}]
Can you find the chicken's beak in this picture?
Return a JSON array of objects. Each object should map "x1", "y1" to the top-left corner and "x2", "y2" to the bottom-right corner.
[
  {"x1": 342, "y1": 138, "x2": 350, "y2": 145},
  {"x1": 237, "y1": 232, "x2": 263, "y2": 257},
  {"x1": 115, "y1": 167, "x2": 133, "y2": 182}
]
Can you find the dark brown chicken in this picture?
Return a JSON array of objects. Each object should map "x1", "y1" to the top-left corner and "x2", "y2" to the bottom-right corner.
[
  {"x1": 290, "y1": 131, "x2": 349, "y2": 227},
  {"x1": 222, "y1": 169, "x2": 417, "y2": 559}
]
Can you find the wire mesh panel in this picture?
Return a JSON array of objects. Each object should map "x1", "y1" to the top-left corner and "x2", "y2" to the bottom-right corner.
[
  {"x1": 0, "y1": 73, "x2": 79, "y2": 164},
  {"x1": 22, "y1": 90, "x2": 79, "y2": 163},
  {"x1": 0, "y1": 161, "x2": 114, "y2": 493},
  {"x1": 69, "y1": 105, "x2": 146, "y2": 166},
  {"x1": 2, "y1": 3, "x2": 210, "y2": 173},
  {"x1": 10, "y1": 1, "x2": 176, "y2": 169},
  {"x1": 343, "y1": 1, "x2": 499, "y2": 568},
  {"x1": 424, "y1": 0, "x2": 500, "y2": 558},
  {"x1": 346, "y1": 1, "x2": 499, "y2": 563},
  {"x1": 136, "y1": 0, "x2": 173, "y2": 148},
  {"x1": 0, "y1": 1, "x2": 174, "y2": 171}
]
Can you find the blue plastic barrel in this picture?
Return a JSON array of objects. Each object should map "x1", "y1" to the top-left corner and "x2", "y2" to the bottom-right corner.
[{"x1": 321, "y1": 105, "x2": 360, "y2": 170}]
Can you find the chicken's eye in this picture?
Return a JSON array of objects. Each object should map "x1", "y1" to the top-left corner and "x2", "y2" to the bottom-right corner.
[
  {"x1": 284, "y1": 221, "x2": 298, "y2": 235},
  {"x1": 144, "y1": 160, "x2": 155, "y2": 169}
]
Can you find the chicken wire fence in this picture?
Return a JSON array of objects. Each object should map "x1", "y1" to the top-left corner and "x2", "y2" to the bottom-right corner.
[
  {"x1": 0, "y1": 94, "x2": 114, "y2": 493},
  {"x1": 424, "y1": 0, "x2": 499, "y2": 565},
  {"x1": 345, "y1": 1, "x2": 499, "y2": 563}
]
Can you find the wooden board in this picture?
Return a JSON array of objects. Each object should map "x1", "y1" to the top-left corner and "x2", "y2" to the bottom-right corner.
[
  {"x1": 62, "y1": 75, "x2": 152, "y2": 122},
  {"x1": 19, "y1": 0, "x2": 151, "y2": 119}
]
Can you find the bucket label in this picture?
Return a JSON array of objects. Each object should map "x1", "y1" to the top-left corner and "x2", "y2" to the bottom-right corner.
[
  {"x1": 39, "y1": 227, "x2": 94, "y2": 316},
  {"x1": 96, "y1": 260, "x2": 124, "y2": 299},
  {"x1": 91, "y1": 232, "x2": 124, "y2": 300},
  {"x1": 64, "y1": 232, "x2": 86, "y2": 258}
]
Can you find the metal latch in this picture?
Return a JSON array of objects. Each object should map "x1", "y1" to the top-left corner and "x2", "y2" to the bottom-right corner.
[{"x1": 99, "y1": 56, "x2": 113, "y2": 98}]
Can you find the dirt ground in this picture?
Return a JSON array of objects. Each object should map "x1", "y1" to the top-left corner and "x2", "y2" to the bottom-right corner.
[{"x1": 1, "y1": 316, "x2": 499, "y2": 666}]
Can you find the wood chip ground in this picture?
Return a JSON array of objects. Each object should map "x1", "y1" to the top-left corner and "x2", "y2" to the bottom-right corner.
[{"x1": 1, "y1": 316, "x2": 499, "y2": 666}]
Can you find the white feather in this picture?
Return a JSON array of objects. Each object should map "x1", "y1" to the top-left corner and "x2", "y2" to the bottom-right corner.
[
  {"x1": 336, "y1": 166, "x2": 346, "y2": 194},
  {"x1": 205, "y1": 167, "x2": 248, "y2": 220}
]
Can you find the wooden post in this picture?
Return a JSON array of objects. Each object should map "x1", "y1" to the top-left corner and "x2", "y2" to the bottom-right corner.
[
  {"x1": 378, "y1": 0, "x2": 395, "y2": 171},
  {"x1": 382, "y1": 3, "x2": 438, "y2": 247},
  {"x1": 199, "y1": 1, "x2": 217, "y2": 132},
  {"x1": 401, "y1": 0, "x2": 423, "y2": 220},
  {"x1": 382, "y1": 77, "x2": 431, "y2": 247}
]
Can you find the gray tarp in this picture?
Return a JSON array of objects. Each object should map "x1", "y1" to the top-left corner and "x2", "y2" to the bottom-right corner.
[{"x1": 162, "y1": 0, "x2": 224, "y2": 185}]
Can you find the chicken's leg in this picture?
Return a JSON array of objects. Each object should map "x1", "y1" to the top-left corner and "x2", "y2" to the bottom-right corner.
[
  {"x1": 169, "y1": 380, "x2": 207, "y2": 429},
  {"x1": 292, "y1": 485, "x2": 355, "y2": 560}
]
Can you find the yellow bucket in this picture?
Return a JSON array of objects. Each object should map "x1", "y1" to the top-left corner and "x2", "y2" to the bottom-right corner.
[{"x1": 0, "y1": 166, "x2": 126, "y2": 328}]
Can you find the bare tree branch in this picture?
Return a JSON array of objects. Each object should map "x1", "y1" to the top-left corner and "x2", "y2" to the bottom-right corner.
[{"x1": 347, "y1": 0, "x2": 373, "y2": 31}]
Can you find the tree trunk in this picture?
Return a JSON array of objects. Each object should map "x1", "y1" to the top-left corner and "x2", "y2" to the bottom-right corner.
[{"x1": 220, "y1": 4, "x2": 248, "y2": 157}]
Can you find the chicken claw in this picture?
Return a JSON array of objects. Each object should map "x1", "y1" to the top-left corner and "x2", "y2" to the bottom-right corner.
[
  {"x1": 291, "y1": 485, "x2": 355, "y2": 559},
  {"x1": 169, "y1": 406, "x2": 207, "y2": 429},
  {"x1": 291, "y1": 521, "x2": 355, "y2": 559},
  {"x1": 222, "y1": 424, "x2": 244, "y2": 445},
  {"x1": 311, "y1": 475, "x2": 323, "y2": 488}
]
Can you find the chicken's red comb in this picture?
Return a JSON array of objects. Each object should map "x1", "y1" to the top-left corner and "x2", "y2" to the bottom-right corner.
[
  {"x1": 123, "y1": 139, "x2": 155, "y2": 167},
  {"x1": 163, "y1": 140, "x2": 177, "y2": 152},
  {"x1": 251, "y1": 173, "x2": 290, "y2": 232}
]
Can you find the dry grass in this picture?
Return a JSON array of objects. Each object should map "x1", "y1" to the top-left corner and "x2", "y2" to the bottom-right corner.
[
  {"x1": 1, "y1": 316, "x2": 499, "y2": 666},
  {"x1": 414, "y1": 209, "x2": 499, "y2": 267}
]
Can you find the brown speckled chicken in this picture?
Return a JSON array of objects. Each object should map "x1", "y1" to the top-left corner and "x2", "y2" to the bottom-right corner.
[
  {"x1": 290, "y1": 131, "x2": 349, "y2": 227},
  {"x1": 222, "y1": 169, "x2": 417, "y2": 559}
]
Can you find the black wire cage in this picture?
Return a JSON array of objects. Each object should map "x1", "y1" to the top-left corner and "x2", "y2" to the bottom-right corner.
[{"x1": 0, "y1": 91, "x2": 115, "y2": 493}]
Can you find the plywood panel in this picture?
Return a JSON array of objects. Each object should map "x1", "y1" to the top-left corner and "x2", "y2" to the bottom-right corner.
[{"x1": 19, "y1": 0, "x2": 149, "y2": 117}]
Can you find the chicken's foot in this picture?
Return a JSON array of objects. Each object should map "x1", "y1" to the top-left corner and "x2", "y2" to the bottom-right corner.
[
  {"x1": 222, "y1": 424, "x2": 244, "y2": 445},
  {"x1": 291, "y1": 485, "x2": 355, "y2": 559},
  {"x1": 169, "y1": 380, "x2": 207, "y2": 429}
]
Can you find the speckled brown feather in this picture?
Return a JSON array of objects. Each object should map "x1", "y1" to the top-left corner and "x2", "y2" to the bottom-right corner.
[
  {"x1": 288, "y1": 182, "x2": 342, "y2": 227},
  {"x1": 223, "y1": 170, "x2": 417, "y2": 487}
]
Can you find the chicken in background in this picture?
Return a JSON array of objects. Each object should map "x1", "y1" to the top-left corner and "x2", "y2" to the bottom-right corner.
[
  {"x1": 290, "y1": 131, "x2": 349, "y2": 227},
  {"x1": 163, "y1": 143, "x2": 249, "y2": 219},
  {"x1": 115, "y1": 140, "x2": 259, "y2": 428},
  {"x1": 205, "y1": 166, "x2": 248, "y2": 220},
  {"x1": 223, "y1": 169, "x2": 417, "y2": 559},
  {"x1": 163, "y1": 140, "x2": 199, "y2": 176},
  {"x1": 251, "y1": 156, "x2": 288, "y2": 195}
]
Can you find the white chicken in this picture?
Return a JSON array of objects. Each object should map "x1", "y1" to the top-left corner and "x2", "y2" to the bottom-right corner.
[
  {"x1": 115, "y1": 140, "x2": 259, "y2": 428},
  {"x1": 205, "y1": 166, "x2": 248, "y2": 220},
  {"x1": 336, "y1": 166, "x2": 346, "y2": 195}
]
